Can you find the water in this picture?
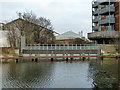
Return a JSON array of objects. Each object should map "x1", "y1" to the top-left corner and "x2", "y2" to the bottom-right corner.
[{"x1": 1, "y1": 58, "x2": 120, "y2": 88}]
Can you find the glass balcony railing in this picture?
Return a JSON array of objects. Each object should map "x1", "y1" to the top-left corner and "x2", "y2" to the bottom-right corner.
[
  {"x1": 92, "y1": 2, "x2": 99, "y2": 8},
  {"x1": 93, "y1": 18, "x2": 99, "y2": 23},
  {"x1": 93, "y1": 10, "x2": 99, "y2": 15},
  {"x1": 99, "y1": 17, "x2": 115, "y2": 25},
  {"x1": 99, "y1": 0, "x2": 114, "y2": 5},
  {"x1": 88, "y1": 31, "x2": 119, "y2": 39},
  {"x1": 92, "y1": 26, "x2": 99, "y2": 31},
  {"x1": 99, "y1": 5, "x2": 115, "y2": 15}
]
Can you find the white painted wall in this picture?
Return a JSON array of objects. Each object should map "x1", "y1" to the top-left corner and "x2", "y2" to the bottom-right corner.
[{"x1": 0, "y1": 30, "x2": 10, "y2": 47}]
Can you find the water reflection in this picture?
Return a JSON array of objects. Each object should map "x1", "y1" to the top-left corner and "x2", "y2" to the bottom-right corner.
[
  {"x1": 2, "y1": 58, "x2": 120, "y2": 88},
  {"x1": 88, "y1": 58, "x2": 120, "y2": 89},
  {"x1": 2, "y1": 62, "x2": 55, "y2": 88}
]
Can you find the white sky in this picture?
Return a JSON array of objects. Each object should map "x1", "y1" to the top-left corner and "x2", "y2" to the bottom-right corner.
[{"x1": 0, "y1": 0, "x2": 93, "y2": 38}]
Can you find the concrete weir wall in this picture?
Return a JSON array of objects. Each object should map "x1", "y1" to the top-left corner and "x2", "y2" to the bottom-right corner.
[{"x1": 100, "y1": 44, "x2": 116, "y2": 54}]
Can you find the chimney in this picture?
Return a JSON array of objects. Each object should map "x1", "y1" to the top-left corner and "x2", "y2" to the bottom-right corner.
[
  {"x1": 18, "y1": 12, "x2": 22, "y2": 19},
  {"x1": 81, "y1": 31, "x2": 83, "y2": 37},
  {"x1": 78, "y1": 32, "x2": 81, "y2": 37}
]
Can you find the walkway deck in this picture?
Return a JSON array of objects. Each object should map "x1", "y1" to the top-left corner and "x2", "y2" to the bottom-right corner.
[{"x1": 1, "y1": 55, "x2": 120, "y2": 60}]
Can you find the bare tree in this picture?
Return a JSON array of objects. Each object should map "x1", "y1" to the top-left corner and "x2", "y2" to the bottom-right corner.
[
  {"x1": 39, "y1": 29, "x2": 55, "y2": 44},
  {"x1": 7, "y1": 28, "x2": 20, "y2": 48},
  {"x1": 4, "y1": 11, "x2": 55, "y2": 47},
  {"x1": 21, "y1": 11, "x2": 54, "y2": 44}
]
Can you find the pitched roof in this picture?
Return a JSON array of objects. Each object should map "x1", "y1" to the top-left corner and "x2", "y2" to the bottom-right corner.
[
  {"x1": 3, "y1": 18, "x2": 59, "y2": 34},
  {"x1": 56, "y1": 31, "x2": 80, "y2": 40}
]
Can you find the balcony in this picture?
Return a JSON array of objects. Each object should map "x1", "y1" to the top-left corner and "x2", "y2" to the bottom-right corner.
[
  {"x1": 92, "y1": 26, "x2": 99, "y2": 31},
  {"x1": 99, "y1": 0, "x2": 114, "y2": 5},
  {"x1": 93, "y1": 10, "x2": 99, "y2": 16},
  {"x1": 93, "y1": 18, "x2": 99, "y2": 23},
  {"x1": 99, "y1": 17, "x2": 115, "y2": 25},
  {"x1": 99, "y1": 6, "x2": 115, "y2": 15},
  {"x1": 92, "y1": 2, "x2": 99, "y2": 8},
  {"x1": 88, "y1": 31, "x2": 119, "y2": 39}
]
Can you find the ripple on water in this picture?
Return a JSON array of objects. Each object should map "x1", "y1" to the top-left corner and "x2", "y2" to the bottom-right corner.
[{"x1": 2, "y1": 59, "x2": 119, "y2": 88}]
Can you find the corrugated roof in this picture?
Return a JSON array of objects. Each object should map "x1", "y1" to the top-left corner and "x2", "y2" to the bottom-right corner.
[{"x1": 56, "y1": 31, "x2": 80, "y2": 40}]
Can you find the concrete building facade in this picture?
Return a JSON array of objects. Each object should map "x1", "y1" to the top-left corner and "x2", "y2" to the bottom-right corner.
[{"x1": 88, "y1": 0, "x2": 120, "y2": 44}]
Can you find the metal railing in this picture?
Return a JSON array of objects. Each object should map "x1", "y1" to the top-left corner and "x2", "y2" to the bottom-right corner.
[
  {"x1": 93, "y1": 10, "x2": 99, "y2": 15},
  {"x1": 88, "y1": 31, "x2": 119, "y2": 39},
  {"x1": 93, "y1": 18, "x2": 99, "y2": 23},
  {"x1": 99, "y1": 17, "x2": 115, "y2": 25},
  {"x1": 92, "y1": 26, "x2": 99, "y2": 31},
  {"x1": 24, "y1": 44, "x2": 100, "y2": 50},
  {"x1": 92, "y1": 2, "x2": 99, "y2": 8},
  {"x1": 99, "y1": 5, "x2": 115, "y2": 15}
]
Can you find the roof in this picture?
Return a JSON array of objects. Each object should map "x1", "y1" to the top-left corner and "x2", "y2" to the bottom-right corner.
[
  {"x1": 3, "y1": 18, "x2": 59, "y2": 34},
  {"x1": 56, "y1": 31, "x2": 80, "y2": 40}
]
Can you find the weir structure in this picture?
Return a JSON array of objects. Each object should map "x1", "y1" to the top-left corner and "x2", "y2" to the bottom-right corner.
[{"x1": 20, "y1": 36, "x2": 101, "y2": 56}]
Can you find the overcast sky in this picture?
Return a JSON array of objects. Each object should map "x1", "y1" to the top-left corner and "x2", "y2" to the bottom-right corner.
[{"x1": 0, "y1": 0, "x2": 92, "y2": 38}]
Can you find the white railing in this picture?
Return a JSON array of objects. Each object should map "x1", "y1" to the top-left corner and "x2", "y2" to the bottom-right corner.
[{"x1": 24, "y1": 44, "x2": 100, "y2": 50}]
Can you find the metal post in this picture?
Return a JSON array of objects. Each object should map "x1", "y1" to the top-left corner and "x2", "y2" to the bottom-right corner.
[
  {"x1": 51, "y1": 44, "x2": 52, "y2": 50},
  {"x1": 43, "y1": 44, "x2": 44, "y2": 50},
  {"x1": 76, "y1": 44, "x2": 77, "y2": 50},
  {"x1": 59, "y1": 44, "x2": 60, "y2": 50},
  {"x1": 64, "y1": 44, "x2": 65, "y2": 50},
  {"x1": 47, "y1": 44, "x2": 48, "y2": 50},
  {"x1": 79, "y1": 54, "x2": 81, "y2": 60},
  {"x1": 39, "y1": 44, "x2": 40, "y2": 50},
  {"x1": 72, "y1": 44, "x2": 73, "y2": 50},
  {"x1": 55, "y1": 44, "x2": 56, "y2": 50}
]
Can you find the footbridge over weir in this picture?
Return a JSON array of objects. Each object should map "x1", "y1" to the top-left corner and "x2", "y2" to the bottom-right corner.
[{"x1": 21, "y1": 36, "x2": 101, "y2": 55}]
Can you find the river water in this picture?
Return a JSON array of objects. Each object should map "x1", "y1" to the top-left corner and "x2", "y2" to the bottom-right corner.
[{"x1": 1, "y1": 58, "x2": 120, "y2": 88}]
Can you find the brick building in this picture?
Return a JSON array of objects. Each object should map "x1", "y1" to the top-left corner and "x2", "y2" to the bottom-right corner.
[{"x1": 88, "y1": 0, "x2": 120, "y2": 44}]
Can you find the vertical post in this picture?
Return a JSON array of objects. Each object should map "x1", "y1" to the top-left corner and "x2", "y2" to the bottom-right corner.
[
  {"x1": 70, "y1": 53, "x2": 73, "y2": 60},
  {"x1": 35, "y1": 58, "x2": 38, "y2": 62},
  {"x1": 16, "y1": 59, "x2": 18, "y2": 63},
  {"x1": 51, "y1": 51, "x2": 54, "y2": 62},
  {"x1": 88, "y1": 53, "x2": 90, "y2": 60},
  {"x1": 55, "y1": 44, "x2": 56, "y2": 50},
  {"x1": 32, "y1": 58, "x2": 34, "y2": 62},
  {"x1": 43, "y1": 44, "x2": 44, "y2": 50},
  {"x1": 66, "y1": 53, "x2": 68, "y2": 61},
  {"x1": 51, "y1": 44, "x2": 52, "y2": 50},
  {"x1": 21, "y1": 36, "x2": 26, "y2": 53},
  {"x1": 59, "y1": 44, "x2": 60, "y2": 50},
  {"x1": 72, "y1": 44, "x2": 73, "y2": 50},
  {"x1": 76, "y1": 44, "x2": 77, "y2": 50},
  {"x1": 80, "y1": 44, "x2": 81, "y2": 50},
  {"x1": 47, "y1": 44, "x2": 48, "y2": 50},
  {"x1": 64, "y1": 44, "x2": 65, "y2": 50},
  {"x1": 79, "y1": 54, "x2": 81, "y2": 60},
  {"x1": 68, "y1": 44, "x2": 70, "y2": 50},
  {"x1": 63, "y1": 53, "x2": 65, "y2": 60}
]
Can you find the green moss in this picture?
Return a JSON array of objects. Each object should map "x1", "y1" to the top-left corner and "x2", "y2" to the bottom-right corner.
[{"x1": 2, "y1": 52, "x2": 8, "y2": 55}]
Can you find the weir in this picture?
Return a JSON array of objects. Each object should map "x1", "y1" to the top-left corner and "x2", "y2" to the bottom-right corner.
[{"x1": 21, "y1": 36, "x2": 101, "y2": 55}]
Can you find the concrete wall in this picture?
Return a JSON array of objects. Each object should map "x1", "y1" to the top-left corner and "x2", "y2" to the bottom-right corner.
[{"x1": 100, "y1": 44, "x2": 116, "y2": 54}]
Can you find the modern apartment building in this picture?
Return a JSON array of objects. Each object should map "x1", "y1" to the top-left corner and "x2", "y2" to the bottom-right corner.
[{"x1": 88, "y1": 0, "x2": 120, "y2": 44}]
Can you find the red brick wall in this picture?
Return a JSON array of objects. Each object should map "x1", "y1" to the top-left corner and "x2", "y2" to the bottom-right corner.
[
  {"x1": 101, "y1": 5, "x2": 105, "y2": 31},
  {"x1": 114, "y1": 2, "x2": 119, "y2": 31}
]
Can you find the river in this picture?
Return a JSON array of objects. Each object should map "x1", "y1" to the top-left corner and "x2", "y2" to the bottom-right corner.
[{"x1": 1, "y1": 58, "x2": 120, "y2": 88}]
